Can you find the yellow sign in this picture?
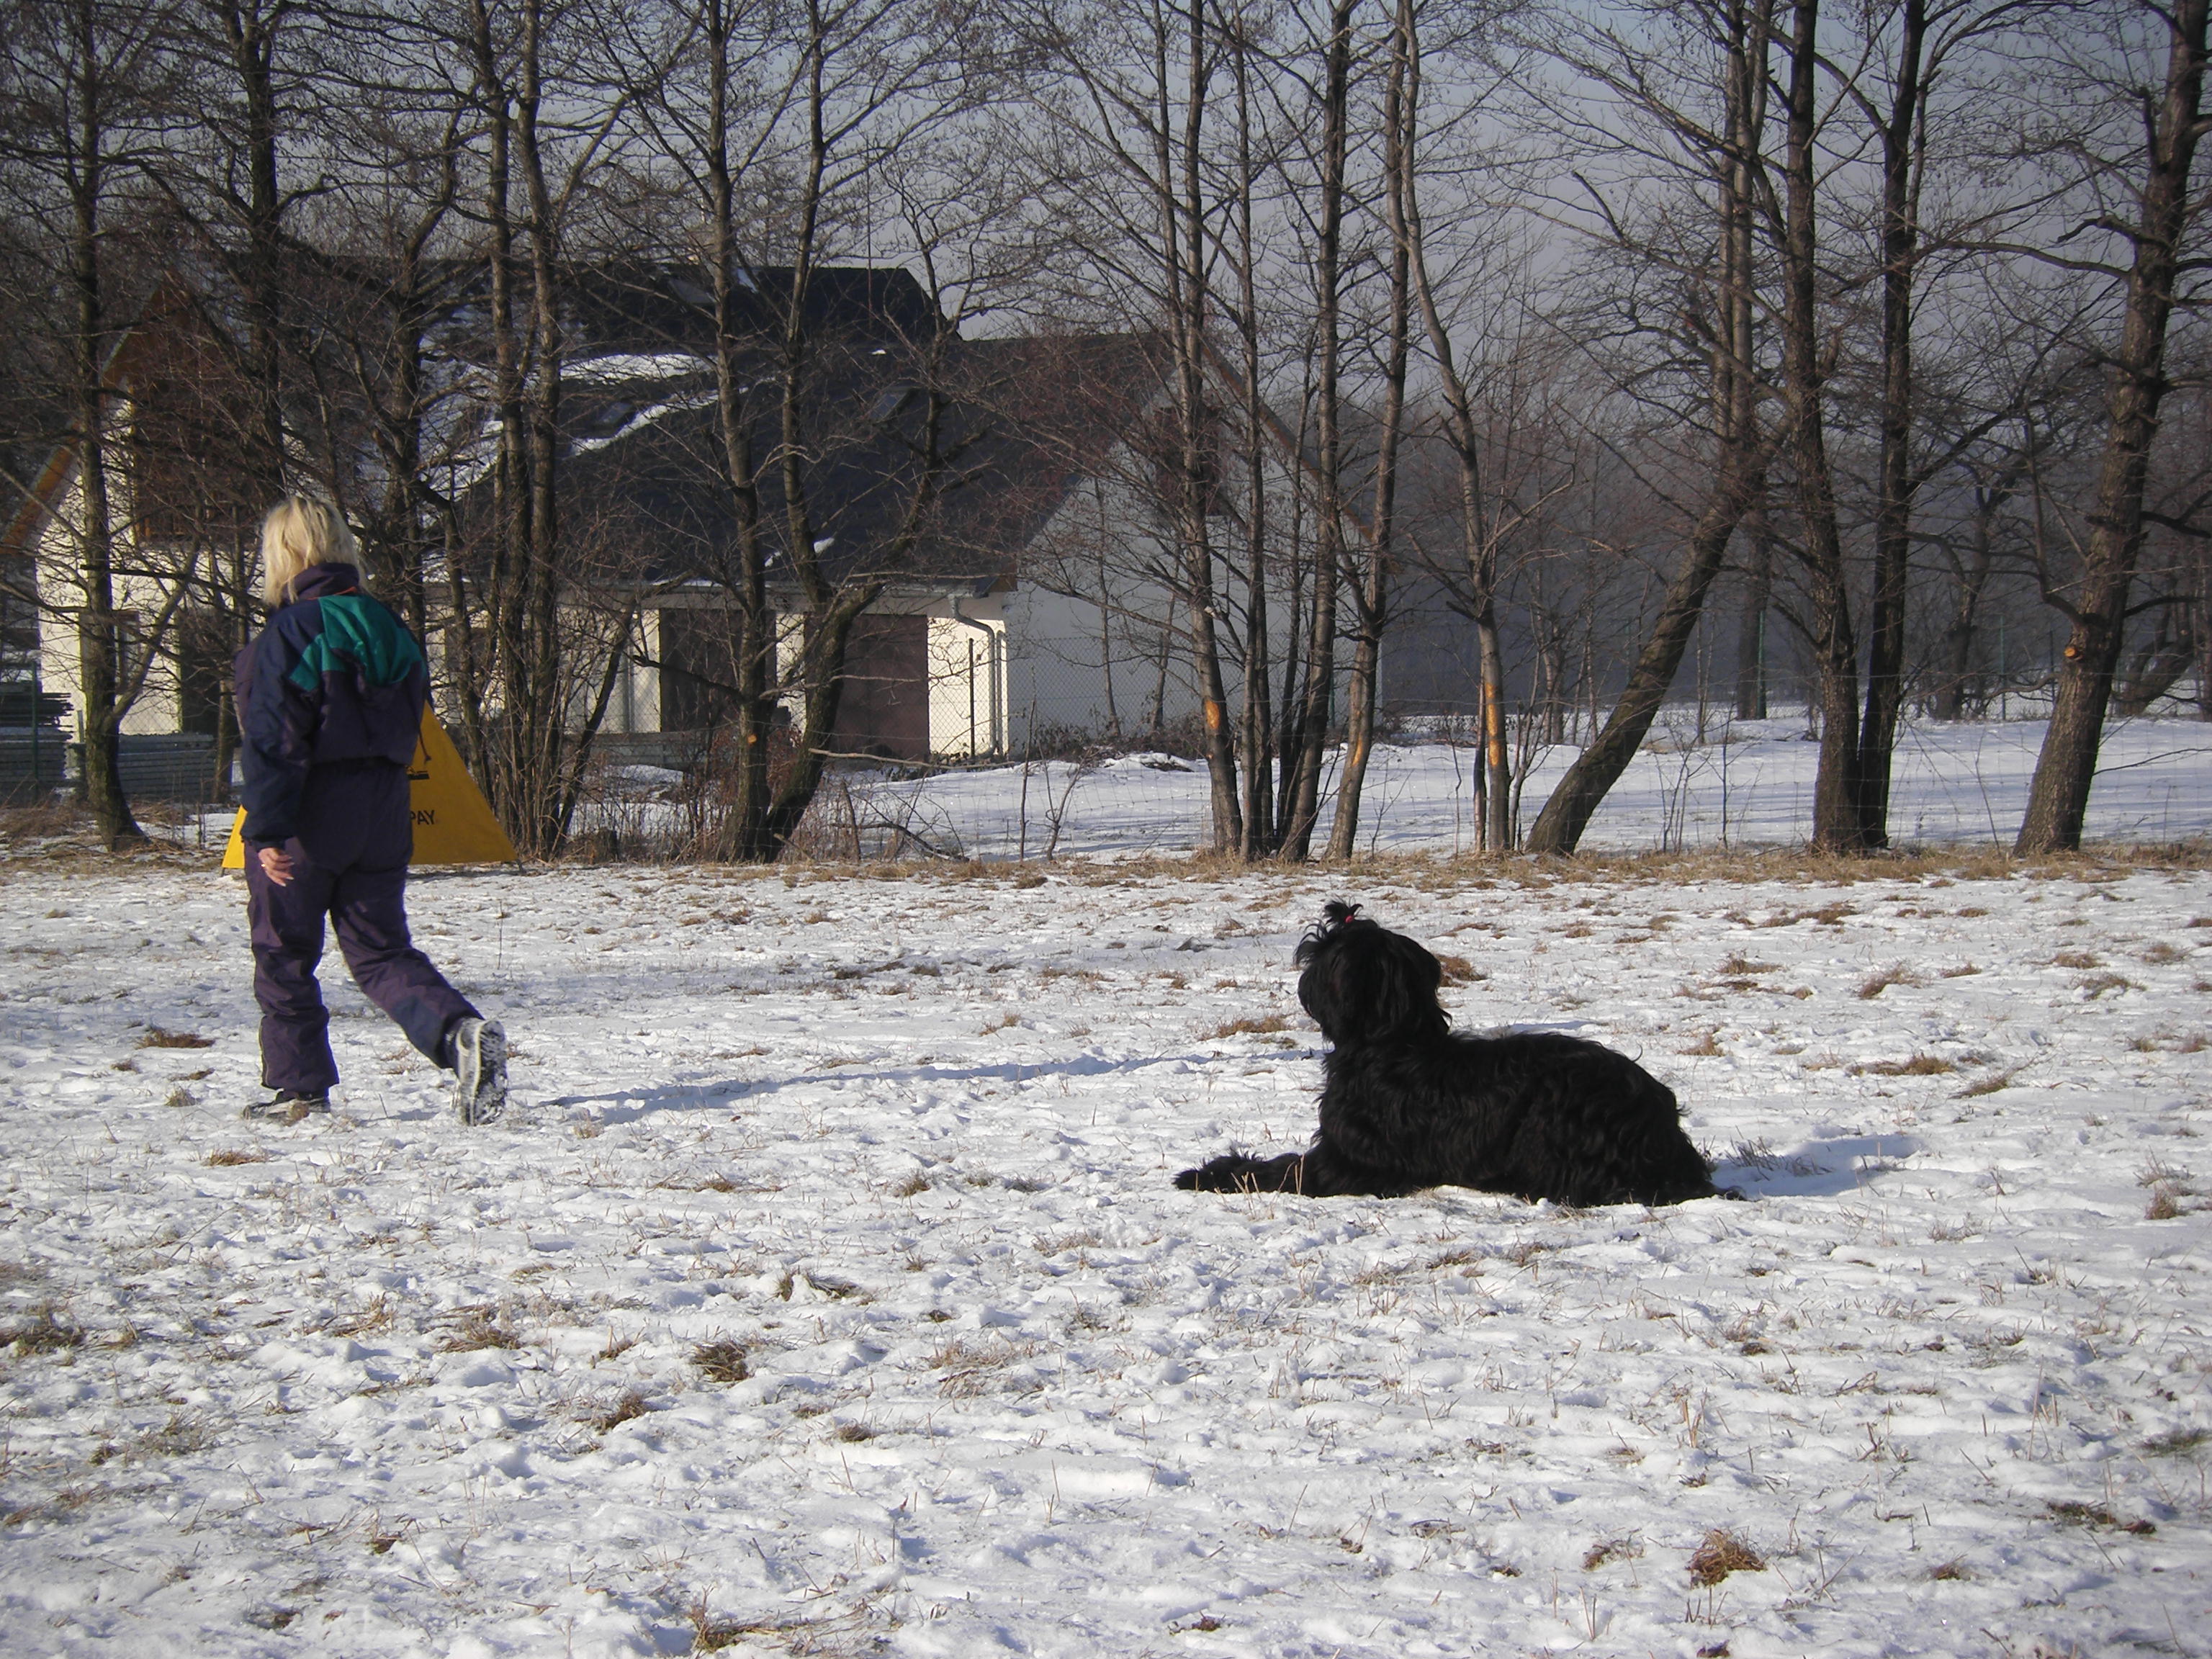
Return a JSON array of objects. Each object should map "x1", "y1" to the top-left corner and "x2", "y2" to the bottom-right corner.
[{"x1": 221, "y1": 706, "x2": 518, "y2": 868}]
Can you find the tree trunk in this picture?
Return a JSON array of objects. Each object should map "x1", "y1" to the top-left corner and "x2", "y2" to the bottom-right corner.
[
  {"x1": 1229, "y1": 16, "x2": 1275, "y2": 860},
  {"x1": 514, "y1": 0, "x2": 570, "y2": 855},
  {"x1": 2018, "y1": 0, "x2": 2209, "y2": 852},
  {"x1": 1524, "y1": 463, "x2": 1764, "y2": 853},
  {"x1": 1475, "y1": 603, "x2": 1510, "y2": 849},
  {"x1": 1326, "y1": 4, "x2": 1413, "y2": 861},
  {"x1": 1734, "y1": 520, "x2": 1771, "y2": 719},
  {"x1": 1524, "y1": 0, "x2": 1771, "y2": 856},
  {"x1": 1278, "y1": 0, "x2": 1354, "y2": 860},
  {"x1": 1775, "y1": 0, "x2": 1863, "y2": 853},
  {"x1": 1169, "y1": 0, "x2": 1241, "y2": 853},
  {"x1": 1853, "y1": 0, "x2": 1928, "y2": 848},
  {"x1": 68, "y1": 0, "x2": 142, "y2": 845},
  {"x1": 701, "y1": 0, "x2": 777, "y2": 861}
]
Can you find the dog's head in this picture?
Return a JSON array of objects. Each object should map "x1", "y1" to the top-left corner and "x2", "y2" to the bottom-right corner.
[{"x1": 1295, "y1": 901, "x2": 1450, "y2": 1046}]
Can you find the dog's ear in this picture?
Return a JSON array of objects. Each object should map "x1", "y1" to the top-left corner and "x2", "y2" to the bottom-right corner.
[{"x1": 1296, "y1": 929, "x2": 1352, "y2": 1037}]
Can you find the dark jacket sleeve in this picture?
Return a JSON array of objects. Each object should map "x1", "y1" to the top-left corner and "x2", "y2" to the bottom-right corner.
[{"x1": 235, "y1": 619, "x2": 319, "y2": 847}]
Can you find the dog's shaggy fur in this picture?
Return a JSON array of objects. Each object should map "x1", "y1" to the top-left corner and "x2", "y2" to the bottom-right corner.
[{"x1": 1175, "y1": 902, "x2": 1719, "y2": 1206}]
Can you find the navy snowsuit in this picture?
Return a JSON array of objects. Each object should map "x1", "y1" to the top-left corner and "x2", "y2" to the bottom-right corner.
[{"x1": 235, "y1": 562, "x2": 479, "y2": 1094}]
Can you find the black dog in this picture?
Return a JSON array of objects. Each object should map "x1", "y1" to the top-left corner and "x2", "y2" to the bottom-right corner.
[{"x1": 1175, "y1": 902, "x2": 1719, "y2": 1207}]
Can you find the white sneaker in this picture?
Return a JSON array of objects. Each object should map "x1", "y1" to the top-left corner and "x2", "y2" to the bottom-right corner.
[{"x1": 450, "y1": 1017, "x2": 508, "y2": 1125}]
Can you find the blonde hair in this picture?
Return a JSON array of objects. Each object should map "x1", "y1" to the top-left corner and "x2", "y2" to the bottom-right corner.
[{"x1": 260, "y1": 495, "x2": 357, "y2": 607}]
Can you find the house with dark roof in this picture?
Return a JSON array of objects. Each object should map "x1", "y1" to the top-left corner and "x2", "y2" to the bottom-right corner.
[
  {"x1": 10, "y1": 259, "x2": 1250, "y2": 783},
  {"x1": 0, "y1": 289, "x2": 261, "y2": 799},
  {"x1": 542, "y1": 266, "x2": 1212, "y2": 760}
]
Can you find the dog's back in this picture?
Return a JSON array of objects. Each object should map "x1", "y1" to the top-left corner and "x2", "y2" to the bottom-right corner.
[{"x1": 1321, "y1": 1026, "x2": 1715, "y2": 1208}]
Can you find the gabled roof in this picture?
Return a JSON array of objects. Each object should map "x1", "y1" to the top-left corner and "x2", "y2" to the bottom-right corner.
[
  {"x1": 557, "y1": 264, "x2": 948, "y2": 360},
  {"x1": 552, "y1": 328, "x2": 1175, "y2": 591}
]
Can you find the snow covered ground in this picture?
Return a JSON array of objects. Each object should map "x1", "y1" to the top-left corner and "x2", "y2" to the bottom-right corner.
[
  {"x1": 6, "y1": 717, "x2": 2212, "y2": 1655},
  {"x1": 803, "y1": 714, "x2": 2212, "y2": 863},
  {"x1": 3, "y1": 829, "x2": 2209, "y2": 1658}
]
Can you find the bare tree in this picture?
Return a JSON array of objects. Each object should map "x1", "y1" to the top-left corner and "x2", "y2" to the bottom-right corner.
[
  {"x1": 1015, "y1": 0, "x2": 1259, "y2": 852},
  {"x1": 439, "y1": 0, "x2": 644, "y2": 856},
  {"x1": 628, "y1": 0, "x2": 1009, "y2": 861},
  {"x1": 1323, "y1": 0, "x2": 1415, "y2": 858},
  {"x1": 2017, "y1": 0, "x2": 2209, "y2": 852},
  {"x1": 1523, "y1": 0, "x2": 1777, "y2": 855},
  {"x1": 1395, "y1": 0, "x2": 1552, "y2": 851},
  {"x1": 0, "y1": 0, "x2": 194, "y2": 844}
]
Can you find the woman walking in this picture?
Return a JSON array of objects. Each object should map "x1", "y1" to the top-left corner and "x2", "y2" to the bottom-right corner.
[{"x1": 234, "y1": 495, "x2": 507, "y2": 1123}]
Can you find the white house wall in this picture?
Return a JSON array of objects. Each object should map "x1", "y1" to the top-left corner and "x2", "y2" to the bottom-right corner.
[
  {"x1": 598, "y1": 605, "x2": 662, "y2": 736},
  {"x1": 927, "y1": 603, "x2": 1006, "y2": 757},
  {"x1": 633, "y1": 595, "x2": 1010, "y2": 758},
  {"x1": 1002, "y1": 467, "x2": 1217, "y2": 749},
  {"x1": 31, "y1": 459, "x2": 184, "y2": 740}
]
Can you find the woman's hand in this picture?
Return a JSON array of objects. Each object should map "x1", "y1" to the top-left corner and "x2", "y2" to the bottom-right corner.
[{"x1": 258, "y1": 845, "x2": 297, "y2": 887}]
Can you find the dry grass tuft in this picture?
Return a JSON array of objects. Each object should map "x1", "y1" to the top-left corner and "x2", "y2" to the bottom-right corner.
[
  {"x1": 1203, "y1": 1012, "x2": 1291, "y2": 1040},
  {"x1": 203, "y1": 1148, "x2": 269, "y2": 1167},
  {"x1": 1717, "y1": 953, "x2": 1780, "y2": 975},
  {"x1": 436, "y1": 1306, "x2": 521, "y2": 1352},
  {"x1": 581, "y1": 1388, "x2": 649, "y2": 1433},
  {"x1": 685, "y1": 1598, "x2": 854, "y2": 1655},
  {"x1": 2044, "y1": 1499, "x2": 2155, "y2": 1534},
  {"x1": 2138, "y1": 1156, "x2": 2191, "y2": 1190},
  {"x1": 139, "y1": 1027, "x2": 215, "y2": 1049},
  {"x1": 135, "y1": 1409, "x2": 218, "y2": 1458},
  {"x1": 1856, "y1": 1054, "x2": 1957, "y2": 1076},
  {"x1": 6, "y1": 1305, "x2": 84, "y2": 1355},
  {"x1": 1686, "y1": 1529, "x2": 1766, "y2": 1586},
  {"x1": 1678, "y1": 1029, "x2": 1725, "y2": 1056},
  {"x1": 320, "y1": 1295, "x2": 395, "y2": 1338},
  {"x1": 692, "y1": 1339, "x2": 750, "y2": 1384},
  {"x1": 925, "y1": 1334, "x2": 1042, "y2": 1397},
  {"x1": 1856, "y1": 963, "x2": 1921, "y2": 999},
  {"x1": 1957, "y1": 1066, "x2": 2024, "y2": 1098},
  {"x1": 1435, "y1": 953, "x2": 1483, "y2": 985},
  {"x1": 1583, "y1": 1537, "x2": 1643, "y2": 1570},
  {"x1": 2077, "y1": 971, "x2": 2139, "y2": 998}
]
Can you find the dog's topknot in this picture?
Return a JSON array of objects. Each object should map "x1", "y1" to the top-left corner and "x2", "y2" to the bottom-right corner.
[{"x1": 1296, "y1": 900, "x2": 1364, "y2": 968}]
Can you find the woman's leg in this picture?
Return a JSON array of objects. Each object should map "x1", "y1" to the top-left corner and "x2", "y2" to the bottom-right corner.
[
  {"x1": 244, "y1": 846, "x2": 341, "y2": 1092},
  {"x1": 320, "y1": 765, "x2": 478, "y2": 1065},
  {"x1": 329, "y1": 862, "x2": 479, "y2": 1064}
]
